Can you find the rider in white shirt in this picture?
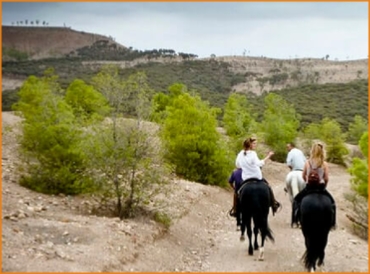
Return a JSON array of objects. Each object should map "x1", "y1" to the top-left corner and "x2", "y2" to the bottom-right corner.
[
  {"x1": 235, "y1": 137, "x2": 281, "y2": 215},
  {"x1": 286, "y1": 143, "x2": 306, "y2": 171},
  {"x1": 285, "y1": 142, "x2": 306, "y2": 195}
]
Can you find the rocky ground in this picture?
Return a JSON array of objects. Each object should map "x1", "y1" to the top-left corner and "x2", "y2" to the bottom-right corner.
[{"x1": 2, "y1": 111, "x2": 368, "y2": 272}]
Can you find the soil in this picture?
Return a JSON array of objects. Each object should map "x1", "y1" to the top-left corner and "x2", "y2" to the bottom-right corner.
[{"x1": 2, "y1": 111, "x2": 368, "y2": 272}]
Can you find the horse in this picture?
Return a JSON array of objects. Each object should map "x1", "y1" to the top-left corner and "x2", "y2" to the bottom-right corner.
[
  {"x1": 300, "y1": 192, "x2": 333, "y2": 272},
  {"x1": 285, "y1": 170, "x2": 306, "y2": 227},
  {"x1": 239, "y1": 180, "x2": 274, "y2": 261}
]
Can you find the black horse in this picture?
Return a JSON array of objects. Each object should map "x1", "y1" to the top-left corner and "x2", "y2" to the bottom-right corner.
[
  {"x1": 239, "y1": 180, "x2": 274, "y2": 261},
  {"x1": 300, "y1": 192, "x2": 334, "y2": 272}
]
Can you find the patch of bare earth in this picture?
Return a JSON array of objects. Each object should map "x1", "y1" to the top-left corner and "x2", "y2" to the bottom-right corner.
[{"x1": 2, "y1": 111, "x2": 368, "y2": 272}]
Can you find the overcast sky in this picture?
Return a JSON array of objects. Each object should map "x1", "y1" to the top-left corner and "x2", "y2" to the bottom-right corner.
[{"x1": 2, "y1": 2, "x2": 368, "y2": 60}]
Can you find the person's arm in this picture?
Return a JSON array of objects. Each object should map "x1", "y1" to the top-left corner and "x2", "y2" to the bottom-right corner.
[
  {"x1": 228, "y1": 171, "x2": 235, "y2": 189},
  {"x1": 286, "y1": 151, "x2": 293, "y2": 170},
  {"x1": 323, "y1": 162, "x2": 329, "y2": 186},
  {"x1": 235, "y1": 151, "x2": 243, "y2": 168},
  {"x1": 302, "y1": 161, "x2": 308, "y2": 182},
  {"x1": 253, "y1": 151, "x2": 274, "y2": 167}
]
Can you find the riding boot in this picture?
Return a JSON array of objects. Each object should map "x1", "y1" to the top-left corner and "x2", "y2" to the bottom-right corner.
[
  {"x1": 263, "y1": 179, "x2": 281, "y2": 216},
  {"x1": 230, "y1": 193, "x2": 237, "y2": 217},
  {"x1": 292, "y1": 187, "x2": 307, "y2": 225},
  {"x1": 235, "y1": 193, "x2": 241, "y2": 226}
]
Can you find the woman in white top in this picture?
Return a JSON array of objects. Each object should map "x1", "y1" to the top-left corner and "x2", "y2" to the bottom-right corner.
[
  {"x1": 235, "y1": 137, "x2": 280, "y2": 215},
  {"x1": 236, "y1": 138, "x2": 274, "y2": 181}
]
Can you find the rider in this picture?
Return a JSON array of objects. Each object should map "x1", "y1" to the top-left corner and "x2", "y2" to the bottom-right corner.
[
  {"x1": 235, "y1": 137, "x2": 281, "y2": 216},
  {"x1": 286, "y1": 142, "x2": 306, "y2": 171},
  {"x1": 228, "y1": 167, "x2": 243, "y2": 229},
  {"x1": 285, "y1": 142, "x2": 307, "y2": 193},
  {"x1": 292, "y1": 143, "x2": 336, "y2": 228}
]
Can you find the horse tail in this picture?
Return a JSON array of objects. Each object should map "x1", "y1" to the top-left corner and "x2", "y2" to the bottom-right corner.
[
  {"x1": 301, "y1": 231, "x2": 328, "y2": 269},
  {"x1": 252, "y1": 208, "x2": 275, "y2": 243},
  {"x1": 265, "y1": 225, "x2": 275, "y2": 243}
]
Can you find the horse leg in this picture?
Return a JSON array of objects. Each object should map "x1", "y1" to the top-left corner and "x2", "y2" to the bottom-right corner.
[
  {"x1": 257, "y1": 217, "x2": 269, "y2": 261},
  {"x1": 240, "y1": 221, "x2": 245, "y2": 242},
  {"x1": 291, "y1": 203, "x2": 295, "y2": 228},
  {"x1": 253, "y1": 226, "x2": 259, "y2": 250},
  {"x1": 257, "y1": 228, "x2": 266, "y2": 261},
  {"x1": 244, "y1": 217, "x2": 253, "y2": 255}
]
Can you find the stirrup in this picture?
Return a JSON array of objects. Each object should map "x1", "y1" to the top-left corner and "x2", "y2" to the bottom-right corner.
[
  {"x1": 229, "y1": 208, "x2": 237, "y2": 217},
  {"x1": 272, "y1": 201, "x2": 282, "y2": 215}
]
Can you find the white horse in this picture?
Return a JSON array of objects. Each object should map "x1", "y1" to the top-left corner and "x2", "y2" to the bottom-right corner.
[{"x1": 285, "y1": 170, "x2": 306, "y2": 228}]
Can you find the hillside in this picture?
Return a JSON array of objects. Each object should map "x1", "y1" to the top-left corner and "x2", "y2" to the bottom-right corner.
[
  {"x1": 2, "y1": 111, "x2": 368, "y2": 272},
  {"x1": 1, "y1": 26, "x2": 368, "y2": 130},
  {"x1": 2, "y1": 26, "x2": 125, "y2": 61},
  {"x1": 215, "y1": 56, "x2": 368, "y2": 94}
]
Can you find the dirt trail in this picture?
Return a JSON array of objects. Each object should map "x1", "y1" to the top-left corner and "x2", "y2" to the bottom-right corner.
[{"x1": 2, "y1": 111, "x2": 368, "y2": 272}]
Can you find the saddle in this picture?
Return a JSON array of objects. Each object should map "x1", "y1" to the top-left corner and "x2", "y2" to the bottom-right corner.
[{"x1": 237, "y1": 178, "x2": 263, "y2": 196}]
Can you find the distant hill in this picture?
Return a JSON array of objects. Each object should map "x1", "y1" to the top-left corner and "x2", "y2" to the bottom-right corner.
[
  {"x1": 2, "y1": 26, "x2": 125, "y2": 61},
  {"x1": 1, "y1": 26, "x2": 368, "y2": 130}
]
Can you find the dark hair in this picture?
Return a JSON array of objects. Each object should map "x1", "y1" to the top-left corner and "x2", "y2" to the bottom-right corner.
[
  {"x1": 243, "y1": 137, "x2": 256, "y2": 155},
  {"x1": 287, "y1": 142, "x2": 295, "y2": 147}
]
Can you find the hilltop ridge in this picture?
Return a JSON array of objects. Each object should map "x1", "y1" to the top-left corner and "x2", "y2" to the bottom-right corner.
[{"x1": 2, "y1": 26, "x2": 125, "y2": 61}]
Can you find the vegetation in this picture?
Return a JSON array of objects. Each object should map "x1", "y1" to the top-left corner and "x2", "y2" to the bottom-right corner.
[
  {"x1": 2, "y1": 46, "x2": 29, "y2": 61},
  {"x1": 12, "y1": 67, "x2": 171, "y2": 219},
  {"x1": 303, "y1": 118, "x2": 349, "y2": 165},
  {"x1": 222, "y1": 93, "x2": 257, "y2": 154},
  {"x1": 72, "y1": 40, "x2": 198, "y2": 61},
  {"x1": 347, "y1": 115, "x2": 368, "y2": 145},
  {"x1": 275, "y1": 80, "x2": 368, "y2": 130},
  {"x1": 156, "y1": 84, "x2": 234, "y2": 186},
  {"x1": 348, "y1": 131, "x2": 368, "y2": 199},
  {"x1": 84, "y1": 67, "x2": 171, "y2": 218},
  {"x1": 261, "y1": 93, "x2": 300, "y2": 162},
  {"x1": 2, "y1": 58, "x2": 245, "y2": 111},
  {"x1": 346, "y1": 131, "x2": 368, "y2": 240},
  {"x1": 12, "y1": 72, "x2": 94, "y2": 195}
]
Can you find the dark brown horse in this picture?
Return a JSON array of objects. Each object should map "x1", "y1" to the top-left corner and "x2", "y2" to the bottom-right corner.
[
  {"x1": 239, "y1": 180, "x2": 274, "y2": 261},
  {"x1": 300, "y1": 192, "x2": 334, "y2": 272}
]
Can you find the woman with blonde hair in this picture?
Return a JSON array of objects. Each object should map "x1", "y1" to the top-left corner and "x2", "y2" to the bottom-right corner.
[
  {"x1": 292, "y1": 143, "x2": 336, "y2": 228},
  {"x1": 302, "y1": 143, "x2": 329, "y2": 186}
]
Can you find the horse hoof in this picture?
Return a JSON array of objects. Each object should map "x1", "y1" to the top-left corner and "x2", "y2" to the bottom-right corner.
[
  {"x1": 240, "y1": 235, "x2": 245, "y2": 242},
  {"x1": 258, "y1": 257, "x2": 264, "y2": 261}
]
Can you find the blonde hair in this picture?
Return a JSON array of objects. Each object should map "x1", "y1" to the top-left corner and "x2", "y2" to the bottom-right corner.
[{"x1": 309, "y1": 143, "x2": 325, "y2": 167}]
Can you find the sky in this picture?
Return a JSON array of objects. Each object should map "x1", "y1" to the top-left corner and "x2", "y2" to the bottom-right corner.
[{"x1": 2, "y1": 2, "x2": 368, "y2": 60}]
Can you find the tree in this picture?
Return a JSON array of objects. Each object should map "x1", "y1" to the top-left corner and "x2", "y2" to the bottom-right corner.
[
  {"x1": 65, "y1": 79, "x2": 111, "y2": 124},
  {"x1": 303, "y1": 118, "x2": 348, "y2": 165},
  {"x1": 261, "y1": 93, "x2": 300, "y2": 162},
  {"x1": 161, "y1": 90, "x2": 233, "y2": 185},
  {"x1": 222, "y1": 93, "x2": 257, "y2": 153},
  {"x1": 348, "y1": 131, "x2": 368, "y2": 199},
  {"x1": 89, "y1": 66, "x2": 170, "y2": 218},
  {"x1": 12, "y1": 73, "x2": 92, "y2": 195},
  {"x1": 347, "y1": 115, "x2": 368, "y2": 144},
  {"x1": 319, "y1": 118, "x2": 349, "y2": 165},
  {"x1": 150, "y1": 83, "x2": 187, "y2": 123},
  {"x1": 223, "y1": 93, "x2": 254, "y2": 137}
]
